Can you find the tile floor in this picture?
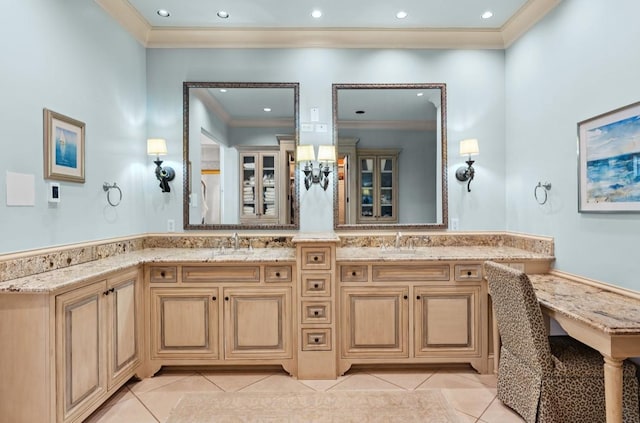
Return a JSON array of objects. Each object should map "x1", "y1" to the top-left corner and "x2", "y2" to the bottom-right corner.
[{"x1": 85, "y1": 367, "x2": 524, "y2": 422}]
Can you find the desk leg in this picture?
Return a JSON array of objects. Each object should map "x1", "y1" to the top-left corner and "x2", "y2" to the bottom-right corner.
[{"x1": 603, "y1": 356, "x2": 623, "y2": 423}]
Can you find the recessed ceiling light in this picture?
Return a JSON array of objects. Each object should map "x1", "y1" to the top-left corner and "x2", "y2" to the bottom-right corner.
[
  {"x1": 416, "y1": 92, "x2": 424, "y2": 97},
  {"x1": 217, "y1": 10, "x2": 229, "y2": 19},
  {"x1": 311, "y1": 10, "x2": 322, "y2": 19},
  {"x1": 396, "y1": 11, "x2": 408, "y2": 19},
  {"x1": 481, "y1": 11, "x2": 493, "y2": 19},
  {"x1": 355, "y1": 110, "x2": 365, "y2": 114},
  {"x1": 157, "y1": 9, "x2": 170, "y2": 18},
  {"x1": 219, "y1": 89, "x2": 227, "y2": 93},
  {"x1": 263, "y1": 108, "x2": 272, "y2": 112}
]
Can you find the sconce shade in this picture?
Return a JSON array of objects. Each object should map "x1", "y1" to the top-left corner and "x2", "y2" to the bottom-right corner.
[
  {"x1": 147, "y1": 138, "x2": 168, "y2": 156},
  {"x1": 317, "y1": 145, "x2": 336, "y2": 163},
  {"x1": 296, "y1": 145, "x2": 316, "y2": 162},
  {"x1": 459, "y1": 138, "x2": 479, "y2": 156}
]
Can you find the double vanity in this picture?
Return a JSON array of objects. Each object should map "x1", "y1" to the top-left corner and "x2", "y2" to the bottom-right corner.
[{"x1": 0, "y1": 232, "x2": 554, "y2": 423}]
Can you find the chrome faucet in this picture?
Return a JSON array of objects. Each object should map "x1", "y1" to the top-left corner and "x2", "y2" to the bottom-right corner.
[
  {"x1": 232, "y1": 232, "x2": 239, "y2": 250},
  {"x1": 395, "y1": 232, "x2": 402, "y2": 249}
]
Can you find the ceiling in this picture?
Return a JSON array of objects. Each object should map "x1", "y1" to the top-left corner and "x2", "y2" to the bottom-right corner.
[{"x1": 96, "y1": 0, "x2": 560, "y2": 48}]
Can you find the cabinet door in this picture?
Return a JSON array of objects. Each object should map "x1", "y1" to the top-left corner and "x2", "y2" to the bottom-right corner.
[
  {"x1": 340, "y1": 287, "x2": 409, "y2": 358},
  {"x1": 377, "y1": 155, "x2": 396, "y2": 222},
  {"x1": 357, "y1": 153, "x2": 397, "y2": 223},
  {"x1": 414, "y1": 285, "x2": 480, "y2": 357},
  {"x1": 107, "y1": 269, "x2": 141, "y2": 388},
  {"x1": 150, "y1": 288, "x2": 219, "y2": 359},
  {"x1": 240, "y1": 151, "x2": 280, "y2": 223},
  {"x1": 240, "y1": 153, "x2": 258, "y2": 219},
  {"x1": 359, "y1": 157, "x2": 376, "y2": 221},
  {"x1": 56, "y1": 281, "x2": 108, "y2": 422},
  {"x1": 260, "y1": 153, "x2": 278, "y2": 221},
  {"x1": 223, "y1": 288, "x2": 291, "y2": 359}
]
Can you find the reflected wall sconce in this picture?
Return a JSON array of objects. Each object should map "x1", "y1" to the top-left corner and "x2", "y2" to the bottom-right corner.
[
  {"x1": 296, "y1": 144, "x2": 336, "y2": 191},
  {"x1": 455, "y1": 138, "x2": 479, "y2": 192},
  {"x1": 147, "y1": 138, "x2": 175, "y2": 193}
]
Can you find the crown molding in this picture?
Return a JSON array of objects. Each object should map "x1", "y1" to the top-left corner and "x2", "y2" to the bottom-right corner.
[{"x1": 96, "y1": 0, "x2": 559, "y2": 49}]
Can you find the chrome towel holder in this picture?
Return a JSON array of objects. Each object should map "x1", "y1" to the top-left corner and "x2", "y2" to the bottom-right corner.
[
  {"x1": 103, "y1": 182, "x2": 122, "y2": 207},
  {"x1": 534, "y1": 182, "x2": 551, "y2": 205}
]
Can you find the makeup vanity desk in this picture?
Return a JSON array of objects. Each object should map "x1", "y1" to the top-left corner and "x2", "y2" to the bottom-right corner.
[{"x1": 529, "y1": 272, "x2": 640, "y2": 423}]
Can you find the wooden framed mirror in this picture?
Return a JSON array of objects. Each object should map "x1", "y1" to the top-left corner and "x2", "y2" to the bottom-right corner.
[
  {"x1": 183, "y1": 82, "x2": 299, "y2": 230},
  {"x1": 333, "y1": 83, "x2": 448, "y2": 230}
]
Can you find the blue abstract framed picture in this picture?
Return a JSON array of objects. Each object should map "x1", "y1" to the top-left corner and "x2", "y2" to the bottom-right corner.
[
  {"x1": 578, "y1": 101, "x2": 640, "y2": 212},
  {"x1": 44, "y1": 109, "x2": 85, "y2": 183}
]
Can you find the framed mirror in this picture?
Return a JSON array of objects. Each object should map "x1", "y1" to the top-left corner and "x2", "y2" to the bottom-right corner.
[
  {"x1": 183, "y1": 82, "x2": 299, "y2": 230},
  {"x1": 333, "y1": 83, "x2": 448, "y2": 230}
]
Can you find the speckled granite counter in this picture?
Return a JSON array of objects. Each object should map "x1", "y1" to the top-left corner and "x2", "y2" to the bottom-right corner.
[
  {"x1": 337, "y1": 246, "x2": 554, "y2": 262},
  {"x1": 0, "y1": 248, "x2": 295, "y2": 293},
  {"x1": 530, "y1": 273, "x2": 640, "y2": 335}
]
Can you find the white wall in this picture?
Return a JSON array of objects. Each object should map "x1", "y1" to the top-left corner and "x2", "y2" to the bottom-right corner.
[
  {"x1": 505, "y1": 0, "x2": 640, "y2": 290},
  {"x1": 146, "y1": 49, "x2": 507, "y2": 233},
  {"x1": 0, "y1": 0, "x2": 147, "y2": 253}
]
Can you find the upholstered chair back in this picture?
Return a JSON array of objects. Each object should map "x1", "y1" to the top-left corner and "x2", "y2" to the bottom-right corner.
[{"x1": 485, "y1": 261, "x2": 554, "y2": 375}]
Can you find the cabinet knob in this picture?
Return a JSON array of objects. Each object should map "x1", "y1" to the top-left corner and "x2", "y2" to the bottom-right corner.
[
  {"x1": 313, "y1": 284, "x2": 319, "y2": 288},
  {"x1": 351, "y1": 271, "x2": 356, "y2": 276},
  {"x1": 212, "y1": 296, "x2": 217, "y2": 301},
  {"x1": 416, "y1": 295, "x2": 421, "y2": 300},
  {"x1": 275, "y1": 272, "x2": 281, "y2": 277},
  {"x1": 314, "y1": 337, "x2": 320, "y2": 343},
  {"x1": 467, "y1": 271, "x2": 472, "y2": 276},
  {"x1": 403, "y1": 295, "x2": 408, "y2": 300},
  {"x1": 314, "y1": 311, "x2": 319, "y2": 316},
  {"x1": 224, "y1": 297, "x2": 229, "y2": 301},
  {"x1": 160, "y1": 271, "x2": 166, "y2": 277},
  {"x1": 313, "y1": 256, "x2": 319, "y2": 262}
]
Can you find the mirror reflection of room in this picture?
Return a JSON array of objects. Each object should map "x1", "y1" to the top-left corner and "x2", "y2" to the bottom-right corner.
[
  {"x1": 185, "y1": 83, "x2": 298, "y2": 228},
  {"x1": 334, "y1": 84, "x2": 446, "y2": 227}
]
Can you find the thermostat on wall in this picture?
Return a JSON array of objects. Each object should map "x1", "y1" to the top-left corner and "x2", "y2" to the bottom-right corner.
[{"x1": 48, "y1": 182, "x2": 60, "y2": 203}]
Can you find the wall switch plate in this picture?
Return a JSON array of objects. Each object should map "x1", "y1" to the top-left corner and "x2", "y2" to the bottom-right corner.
[
  {"x1": 315, "y1": 123, "x2": 328, "y2": 133},
  {"x1": 167, "y1": 219, "x2": 175, "y2": 232},
  {"x1": 48, "y1": 182, "x2": 60, "y2": 203},
  {"x1": 310, "y1": 107, "x2": 320, "y2": 122},
  {"x1": 450, "y1": 217, "x2": 459, "y2": 230},
  {"x1": 301, "y1": 123, "x2": 314, "y2": 132}
]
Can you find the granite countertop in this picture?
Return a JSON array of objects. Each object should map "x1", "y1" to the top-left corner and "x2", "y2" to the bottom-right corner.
[
  {"x1": 0, "y1": 248, "x2": 296, "y2": 294},
  {"x1": 337, "y1": 246, "x2": 554, "y2": 262},
  {"x1": 530, "y1": 273, "x2": 640, "y2": 335}
]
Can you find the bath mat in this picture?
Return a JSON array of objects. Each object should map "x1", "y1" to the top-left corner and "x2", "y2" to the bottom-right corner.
[{"x1": 166, "y1": 390, "x2": 459, "y2": 422}]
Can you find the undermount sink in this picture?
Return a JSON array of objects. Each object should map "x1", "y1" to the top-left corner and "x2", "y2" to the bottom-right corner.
[
  {"x1": 382, "y1": 248, "x2": 417, "y2": 255},
  {"x1": 214, "y1": 248, "x2": 254, "y2": 256}
]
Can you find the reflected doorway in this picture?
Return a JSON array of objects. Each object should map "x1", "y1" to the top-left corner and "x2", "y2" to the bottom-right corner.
[{"x1": 201, "y1": 131, "x2": 222, "y2": 224}]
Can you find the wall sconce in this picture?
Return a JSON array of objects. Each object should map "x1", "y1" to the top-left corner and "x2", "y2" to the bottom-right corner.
[
  {"x1": 147, "y1": 138, "x2": 175, "y2": 193},
  {"x1": 455, "y1": 138, "x2": 479, "y2": 192},
  {"x1": 296, "y1": 144, "x2": 336, "y2": 191}
]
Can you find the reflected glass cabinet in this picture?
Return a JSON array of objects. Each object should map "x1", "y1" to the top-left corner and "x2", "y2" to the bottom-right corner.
[
  {"x1": 239, "y1": 148, "x2": 280, "y2": 224},
  {"x1": 357, "y1": 149, "x2": 399, "y2": 223}
]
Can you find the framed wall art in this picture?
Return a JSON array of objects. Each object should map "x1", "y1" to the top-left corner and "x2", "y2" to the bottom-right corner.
[
  {"x1": 43, "y1": 108, "x2": 85, "y2": 183},
  {"x1": 578, "y1": 101, "x2": 640, "y2": 212}
]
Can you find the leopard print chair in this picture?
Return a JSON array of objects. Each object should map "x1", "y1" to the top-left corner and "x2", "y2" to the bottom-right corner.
[{"x1": 484, "y1": 261, "x2": 639, "y2": 423}]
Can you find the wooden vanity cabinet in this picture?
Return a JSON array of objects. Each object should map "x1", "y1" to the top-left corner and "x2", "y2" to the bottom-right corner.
[
  {"x1": 146, "y1": 263, "x2": 295, "y2": 375},
  {"x1": 338, "y1": 261, "x2": 487, "y2": 374},
  {"x1": 55, "y1": 268, "x2": 142, "y2": 423}
]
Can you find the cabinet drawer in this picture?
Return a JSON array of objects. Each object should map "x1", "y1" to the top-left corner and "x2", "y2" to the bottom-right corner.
[
  {"x1": 301, "y1": 328, "x2": 332, "y2": 351},
  {"x1": 149, "y1": 266, "x2": 177, "y2": 283},
  {"x1": 454, "y1": 264, "x2": 483, "y2": 282},
  {"x1": 340, "y1": 265, "x2": 368, "y2": 282},
  {"x1": 372, "y1": 265, "x2": 450, "y2": 282},
  {"x1": 265, "y1": 265, "x2": 292, "y2": 283},
  {"x1": 182, "y1": 266, "x2": 260, "y2": 283},
  {"x1": 301, "y1": 301, "x2": 331, "y2": 324},
  {"x1": 301, "y1": 274, "x2": 331, "y2": 297},
  {"x1": 301, "y1": 247, "x2": 331, "y2": 270}
]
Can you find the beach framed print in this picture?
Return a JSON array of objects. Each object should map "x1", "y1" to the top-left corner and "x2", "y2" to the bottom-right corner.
[
  {"x1": 578, "y1": 101, "x2": 640, "y2": 212},
  {"x1": 43, "y1": 108, "x2": 85, "y2": 183}
]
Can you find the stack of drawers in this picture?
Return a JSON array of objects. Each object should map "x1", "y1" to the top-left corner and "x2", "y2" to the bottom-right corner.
[{"x1": 296, "y1": 244, "x2": 337, "y2": 378}]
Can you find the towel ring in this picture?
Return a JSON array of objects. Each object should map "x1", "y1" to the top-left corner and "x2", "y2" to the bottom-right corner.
[
  {"x1": 534, "y1": 182, "x2": 551, "y2": 205},
  {"x1": 103, "y1": 182, "x2": 122, "y2": 207}
]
